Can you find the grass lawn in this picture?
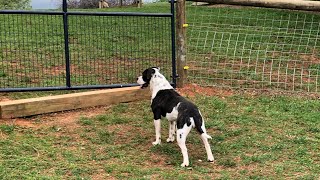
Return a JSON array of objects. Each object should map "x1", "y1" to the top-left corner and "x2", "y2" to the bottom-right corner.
[{"x1": 1, "y1": 89, "x2": 319, "y2": 179}]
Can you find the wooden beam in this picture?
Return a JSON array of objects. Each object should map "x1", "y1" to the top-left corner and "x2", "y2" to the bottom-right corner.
[
  {"x1": 188, "y1": 0, "x2": 320, "y2": 11},
  {"x1": 0, "y1": 87, "x2": 150, "y2": 118}
]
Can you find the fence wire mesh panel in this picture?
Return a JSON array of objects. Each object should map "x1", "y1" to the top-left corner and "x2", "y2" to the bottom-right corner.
[
  {"x1": 68, "y1": 15, "x2": 172, "y2": 86},
  {"x1": 0, "y1": 14, "x2": 65, "y2": 88},
  {"x1": 0, "y1": 3, "x2": 174, "y2": 92},
  {"x1": 187, "y1": 4, "x2": 320, "y2": 93}
]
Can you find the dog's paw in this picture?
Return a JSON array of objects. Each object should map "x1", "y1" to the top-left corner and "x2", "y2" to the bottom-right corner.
[
  {"x1": 152, "y1": 141, "x2": 161, "y2": 146},
  {"x1": 180, "y1": 162, "x2": 189, "y2": 167},
  {"x1": 166, "y1": 137, "x2": 175, "y2": 143},
  {"x1": 208, "y1": 158, "x2": 215, "y2": 163}
]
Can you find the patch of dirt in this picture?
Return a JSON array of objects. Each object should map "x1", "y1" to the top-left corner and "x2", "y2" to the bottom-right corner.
[
  {"x1": 0, "y1": 106, "x2": 110, "y2": 130},
  {"x1": 177, "y1": 83, "x2": 234, "y2": 98},
  {"x1": 0, "y1": 96, "x2": 11, "y2": 102}
]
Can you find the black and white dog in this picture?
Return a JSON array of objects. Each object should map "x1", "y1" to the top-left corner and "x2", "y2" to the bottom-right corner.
[{"x1": 137, "y1": 67, "x2": 214, "y2": 167}]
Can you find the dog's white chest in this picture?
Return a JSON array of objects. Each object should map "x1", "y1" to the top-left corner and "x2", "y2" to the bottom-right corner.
[{"x1": 166, "y1": 103, "x2": 180, "y2": 121}]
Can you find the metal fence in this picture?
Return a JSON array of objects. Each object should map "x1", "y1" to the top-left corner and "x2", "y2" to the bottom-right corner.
[
  {"x1": 187, "y1": 4, "x2": 320, "y2": 93},
  {"x1": 0, "y1": 1, "x2": 176, "y2": 92}
]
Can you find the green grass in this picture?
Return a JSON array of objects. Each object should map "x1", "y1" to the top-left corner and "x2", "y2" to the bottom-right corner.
[{"x1": 0, "y1": 94, "x2": 319, "y2": 179}]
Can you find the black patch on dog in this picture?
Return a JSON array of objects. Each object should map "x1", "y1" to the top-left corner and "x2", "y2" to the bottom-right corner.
[{"x1": 151, "y1": 89, "x2": 204, "y2": 134}]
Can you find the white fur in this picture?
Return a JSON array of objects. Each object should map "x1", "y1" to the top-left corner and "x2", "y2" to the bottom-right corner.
[
  {"x1": 165, "y1": 103, "x2": 179, "y2": 143},
  {"x1": 201, "y1": 133, "x2": 214, "y2": 162},
  {"x1": 167, "y1": 121, "x2": 176, "y2": 143},
  {"x1": 166, "y1": 103, "x2": 180, "y2": 121},
  {"x1": 149, "y1": 68, "x2": 173, "y2": 100},
  {"x1": 137, "y1": 76, "x2": 145, "y2": 85},
  {"x1": 177, "y1": 118, "x2": 194, "y2": 167},
  {"x1": 153, "y1": 119, "x2": 161, "y2": 145}
]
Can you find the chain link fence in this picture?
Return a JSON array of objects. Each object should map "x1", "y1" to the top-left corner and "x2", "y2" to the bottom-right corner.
[{"x1": 187, "y1": 4, "x2": 320, "y2": 93}]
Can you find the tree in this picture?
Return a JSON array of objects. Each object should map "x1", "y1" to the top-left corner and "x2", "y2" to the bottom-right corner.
[
  {"x1": 0, "y1": 0, "x2": 31, "y2": 10},
  {"x1": 79, "y1": 0, "x2": 100, "y2": 8},
  {"x1": 56, "y1": 0, "x2": 99, "y2": 9},
  {"x1": 65, "y1": 0, "x2": 80, "y2": 8},
  {"x1": 56, "y1": 0, "x2": 135, "y2": 9}
]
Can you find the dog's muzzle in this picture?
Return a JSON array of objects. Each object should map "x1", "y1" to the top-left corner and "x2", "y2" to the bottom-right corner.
[
  {"x1": 137, "y1": 76, "x2": 148, "y2": 89},
  {"x1": 140, "y1": 83, "x2": 149, "y2": 89}
]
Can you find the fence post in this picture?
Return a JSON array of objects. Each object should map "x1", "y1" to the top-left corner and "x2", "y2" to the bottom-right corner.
[
  {"x1": 63, "y1": 0, "x2": 71, "y2": 88},
  {"x1": 176, "y1": 0, "x2": 186, "y2": 88}
]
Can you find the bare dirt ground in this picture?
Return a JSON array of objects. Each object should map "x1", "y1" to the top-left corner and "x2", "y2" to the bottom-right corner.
[{"x1": 0, "y1": 105, "x2": 109, "y2": 128}]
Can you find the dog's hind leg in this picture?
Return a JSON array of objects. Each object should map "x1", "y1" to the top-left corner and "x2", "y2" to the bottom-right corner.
[
  {"x1": 199, "y1": 122, "x2": 214, "y2": 162},
  {"x1": 194, "y1": 112, "x2": 214, "y2": 162},
  {"x1": 200, "y1": 133, "x2": 214, "y2": 162},
  {"x1": 167, "y1": 121, "x2": 176, "y2": 143},
  {"x1": 177, "y1": 123, "x2": 192, "y2": 167}
]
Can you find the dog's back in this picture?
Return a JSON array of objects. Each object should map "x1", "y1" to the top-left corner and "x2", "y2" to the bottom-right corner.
[{"x1": 151, "y1": 89, "x2": 205, "y2": 134}]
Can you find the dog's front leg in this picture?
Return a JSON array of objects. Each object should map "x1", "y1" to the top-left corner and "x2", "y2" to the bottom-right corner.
[{"x1": 152, "y1": 119, "x2": 161, "y2": 145}]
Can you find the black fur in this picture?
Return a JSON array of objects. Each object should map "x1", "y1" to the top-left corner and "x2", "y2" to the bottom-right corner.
[
  {"x1": 141, "y1": 67, "x2": 157, "y2": 88},
  {"x1": 151, "y1": 89, "x2": 204, "y2": 134}
]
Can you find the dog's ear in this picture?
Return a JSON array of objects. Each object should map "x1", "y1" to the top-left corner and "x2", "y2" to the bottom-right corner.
[
  {"x1": 151, "y1": 66, "x2": 160, "y2": 71},
  {"x1": 142, "y1": 68, "x2": 155, "y2": 82},
  {"x1": 146, "y1": 68, "x2": 156, "y2": 80}
]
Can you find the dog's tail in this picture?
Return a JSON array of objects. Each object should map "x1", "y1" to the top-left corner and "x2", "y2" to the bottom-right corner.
[
  {"x1": 203, "y1": 133, "x2": 212, "y2": 139},
  {"x1": 193, "y1": 115, "x2": 212, "y2": 140}
]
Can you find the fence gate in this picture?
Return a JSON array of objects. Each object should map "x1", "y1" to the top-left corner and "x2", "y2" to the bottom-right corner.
[{"x1": 0, "y1": 0, "x2": 176, "y2": 92}]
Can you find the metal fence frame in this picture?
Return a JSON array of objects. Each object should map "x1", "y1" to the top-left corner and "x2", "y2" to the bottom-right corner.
[{"x1": 0, "y1": 0, "x2": 177, "y2": 92}]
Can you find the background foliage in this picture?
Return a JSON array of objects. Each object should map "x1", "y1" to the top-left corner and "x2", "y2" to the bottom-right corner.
[{"x1": 0, "y1": 0, "x2": 31, "y2": 10}]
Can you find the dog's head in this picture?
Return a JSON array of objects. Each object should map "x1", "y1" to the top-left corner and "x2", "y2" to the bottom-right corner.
[{"x1": 137, "y1": 67, "x2": 160, "y2": 89}]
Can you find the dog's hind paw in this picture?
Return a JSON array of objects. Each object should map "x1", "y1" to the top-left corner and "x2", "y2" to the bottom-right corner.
[
  {"x1": 180, "y1": 162, "x2": 189, "y2": 167},
  {"x1": 166, "y1": 137, "x2": 175, "y2": 143},
  {"x1": 152, "y1": 141, "x2": 161, "y2": 146}
]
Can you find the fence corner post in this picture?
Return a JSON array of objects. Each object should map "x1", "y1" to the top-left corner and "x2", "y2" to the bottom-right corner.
[{"x1": 176, "y1": 0, "x2": 187, "y2": 88}]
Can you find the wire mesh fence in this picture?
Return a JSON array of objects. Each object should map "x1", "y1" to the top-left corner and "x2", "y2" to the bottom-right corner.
[
  {"x1": 0, "y1": 7, "x2": 174, "y2": 91},
  {"x1": 68, "y1": 14, "x2": 172, "y2": 86},
  {"x1": 187, "y1": 4, "x2": 320, "y2": 93},
  {"x1": 0, "y1": 14, "x2": 65, "y2": 89}
]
